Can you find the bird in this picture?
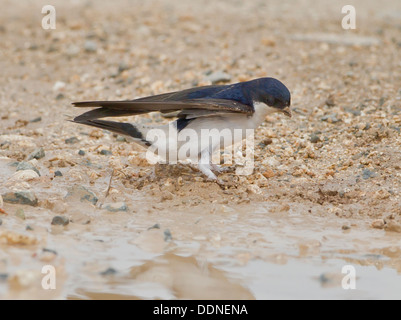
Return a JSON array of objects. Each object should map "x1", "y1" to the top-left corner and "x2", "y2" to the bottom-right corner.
[{"x1": 72, "y1": 77, "x2": 291, "y2": 181}]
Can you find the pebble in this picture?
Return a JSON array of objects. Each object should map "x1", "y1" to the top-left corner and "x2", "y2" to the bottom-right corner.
[
  {"x1": 100, "y1": 268, "x2": 117, "y2": 276},
  {"x1": 84, "y1": 40, "x2": 97, "y2": 52},
  {"x1": 10, "y1": 170, "x2": 39, "y2": 181},
  {"x1": 78, "y1": 150, "x2": 85, "y2": 156},
  {"x1": 54, "y1": 170, "x2": 63, "y2": 177},
  {"x1": 246, "y1": 184, "x2": 262, "y2": 194},
  {"x1": 205, "y1": 71, "x2": 231, "y2": 84},
  {"x1": 362, "y1": 169, "x2": 377, "y2": 180},
  {"x1": 100, "y1": 149, "x2": 112, "y2": 156},
  {"x1": 345, "y1": 108, "x2": 361, "y2": 116},
  {"x1": 118, "y1": 62, "x2": 129, "y2": 73},
  {"x1": 65, "y1": 185, "x2": 98, "y2": 205},
  {"x1": 51, "y1": 216, "x2": 70, "y2": 226},
  {"x1": 27, "y1": 147, "x2": 45, "y2": 160},
  {"x1": 65, "y1": 137, "x2": 79, "y2": 144},
  {"x1": 116, "y1": 136, "x2": 127, "y2": 142},
  {"x1": 30, "y1": 117, "x2": 42, "y2": 123},
  {"x1": 262, "y1": 169, "x2": 275, "y2": 178},
  {"x1": 148, "y1": 223, "x2": 160, "y2": 230},
  {"x1": 43, "y1": 248, "x2": 57, "y2": 255},
  {"x1": 164, "y1": 229, "x2": 173, "y2": 242},
  {"x1": 56, "y1": 93, "x2": 65, "y2": 100},
  {"x1": 321, "y1": 114, "x2": 340, "y2": 123},
  {"x1": 325, "y1": 95, "x2": 335, "y2": 107},
  {"x1": 16, "y1": 161, "x2": 40, "y2": 176},
  {"x1": 26, "y1": 225, "x2": 33, "y2": 231},
  {"x1": 363, "y1": 123, "x2": 371, "y2": 130},
  {"x1": 52, "y1": 81, "x2": 66, "y2": 92},
  {"x1": 104, "y1": 202, "x2": 128, "y2": 212},
  {"x1": 310, "y1": 134, "x2": 320, "y2": 143},
  {"x1": 2, "y1": 191, "x2": 38, "y2": 206},
  {"x1": 371, "y1": 219, "x2": 385, "y2": 229},
  {"x1": 385, "y1": 221, "x2": 401, "y2": 233}
]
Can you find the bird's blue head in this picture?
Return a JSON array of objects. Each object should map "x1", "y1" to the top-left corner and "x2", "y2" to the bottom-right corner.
[{"x1": 246, "y1": 77, "x2": 291, "y2": 117}]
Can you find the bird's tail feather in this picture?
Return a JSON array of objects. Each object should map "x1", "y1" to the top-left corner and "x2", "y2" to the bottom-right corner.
[{"x1": 73, "y1": 119, "x2": 151, "y2": 147}]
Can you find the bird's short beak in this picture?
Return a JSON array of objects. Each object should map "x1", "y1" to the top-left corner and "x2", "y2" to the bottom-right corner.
[{"x1": 282, "y1": 106, "x2": 292, "y2": 118}]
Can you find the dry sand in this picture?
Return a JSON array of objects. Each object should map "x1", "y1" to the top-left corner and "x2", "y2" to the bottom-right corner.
[{"x1": 0, "y1": 0, "x2": 401, "y2": 299}]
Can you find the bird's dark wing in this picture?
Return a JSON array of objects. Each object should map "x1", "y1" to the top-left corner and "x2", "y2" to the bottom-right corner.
[{"x1": 72, "y1": 98, "x2": 253, "y2": 122}]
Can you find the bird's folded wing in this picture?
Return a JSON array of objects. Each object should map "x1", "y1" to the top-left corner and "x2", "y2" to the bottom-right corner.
[{"x1": 72, "y1": 98, "x2": 253, "y2": 122}]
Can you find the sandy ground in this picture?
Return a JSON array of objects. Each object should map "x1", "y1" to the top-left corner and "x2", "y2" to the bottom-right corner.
[{"x1": 0, "y1": 0, "x2": 401, "y2": 299}]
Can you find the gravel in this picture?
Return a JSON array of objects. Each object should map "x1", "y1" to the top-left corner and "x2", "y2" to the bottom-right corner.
[
  {"x1": 16, "y1": 162, "x2": 40, "y2": 176},
  {"x1": 2, "y1": 191, "x2": 38, "y2": 206},
  {"x1": 51, "y1": 216, "x2": 70, "y2": 226}
]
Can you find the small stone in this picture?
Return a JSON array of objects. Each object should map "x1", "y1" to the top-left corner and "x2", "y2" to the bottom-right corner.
[
  {"x1": 100, "y1": 268, "x2": 117, "y2": 276},
  {"x1": 54, "y1": 170, "x2": 63, "y2": 177},
  {"x1": 104, "y1": 202, "x2": 128, "y2": 212},
  {"x1": 344, "y1": 108, "x2": 361, "y2": 116},
  {"x1": 342, "y1": 225, "x2": 351, "y2": 230},
  {"x1": 84, "y1": 40, "x2": 97, "y2": 52},
  {"x1": 321, "y1": 114, "x2": 340, "y2": 123},
  {"x1": 363, "y1": 123, "x2": 371, "y2": 130},
  {"x1": 78, "y1": 150, "x2": 85, "y2": 156},
  {"x1": 205, "y1": 71, "x2": 231, "y2": 84},
  {"x1": 16, "y1": 161, "x2": 40, "y2": 176},
  {"x1": 65, "y1": 185, "x2": 98, "y2": 205},
  {"x1": 362, "y1": 169, "x2": 377, "y2": 180},
  {"x1": 263, "y1": 138, "x2": 273, "y2": 145},
  {"x1": 65, "y1": 137, "x2": 79, "y2": 144},
  {"x1": 55, "y1": 93, "x2": 65, "y2": 100},
  {"x1": 262, "y1": 169, "x2": 275, "y2": 178},
  {"x1": 148, "y1": 223, "x2": 160, "y2": 230},
  {"x1": 10, "y1": 170, "x2": 39, "y2": 181},
  {"x1": 100, "y1": 149, "x2": 112, "y2": 156},
  {"x1": 52, "y1": 81, "x2": 65, "y2": 92},
  {"x1": 385, "y1": 221, "x2": 401, "y2": 233},
  {"x1": 310, "y1": 134, "x2": 320, "y2": 143},
  {"x1": 27, "y1": 147, "x2": 45, "y2": 160},
  {"x1": 26, "y1": 225, "x2": 33, "y2": 231},
  {"x1": 116, "y1": 136, "x2": 127, "y2": 142},
  {"x1": 15, "y1": 208, "x2": 25, "y2": 220},
  {"x1": 51, "y1": 216, "x2": 69, "y2": 226},
  {"x1": 43, "y1": 248, "x2": 57, "y2": 255},
  {"x1": 371, "y1": 219, "x2": 385, "y2": 229},
  {"x1": 30, "y1": 117, "x2": 42, "y2": 123},
  {"x1": 325, "y1": 95, "x2": 335, "y2": 107},
  {"x1": 164, "y1": 229, "x2": 173, "y2": 242},
  {"x1": 118, "y1": 62, "x2": 129, "y2": 73},
  {"x1": 2, "y1": 191, "x2": 38, "y2": 206},
  {"x1": 247, "y1": 184, "x2": 262, "y2": 194}
]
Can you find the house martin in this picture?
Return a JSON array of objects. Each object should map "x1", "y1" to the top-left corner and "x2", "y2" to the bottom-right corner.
[{"x1": 72, "y1": 77, "x2": 291, "y2": 180}]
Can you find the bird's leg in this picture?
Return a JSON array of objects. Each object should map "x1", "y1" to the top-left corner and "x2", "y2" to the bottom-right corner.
[{"x1": 198, "y1": 148, "x2": 217, "y2": 180}]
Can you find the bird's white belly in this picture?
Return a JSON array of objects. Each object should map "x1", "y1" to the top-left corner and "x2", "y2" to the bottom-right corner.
[{"x1": 147, "y1": 102, "x2": 275, "y2": 163}]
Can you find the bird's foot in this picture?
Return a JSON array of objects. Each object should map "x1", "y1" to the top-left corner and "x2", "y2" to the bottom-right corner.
[{"x1": 210, "y1": 163, "x2": 232, "y2": 173}]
